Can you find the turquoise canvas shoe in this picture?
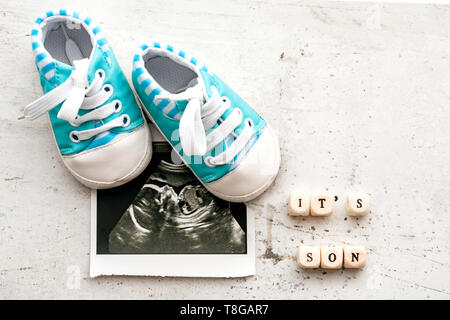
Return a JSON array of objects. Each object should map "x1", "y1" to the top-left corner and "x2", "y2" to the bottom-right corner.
[
  {"x1": 22, "y1": 10, "x2": 152, "y2": 189},
  {"x1": 132, "y1": 42, "x2": 280, "y2": 202}
]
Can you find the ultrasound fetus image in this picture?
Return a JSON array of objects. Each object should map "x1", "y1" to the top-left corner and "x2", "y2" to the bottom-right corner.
[{"x1": 108, "y1": 159, "x2": 246, "y2": 254}]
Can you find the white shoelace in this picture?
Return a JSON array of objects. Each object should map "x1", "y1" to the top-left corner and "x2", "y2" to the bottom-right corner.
[
  {"x1": 155, "y1": 86, "x2": 254, "y2": 167},
  {"x1": 20, "y1": 59, "x2": 129, "y2": 143}
]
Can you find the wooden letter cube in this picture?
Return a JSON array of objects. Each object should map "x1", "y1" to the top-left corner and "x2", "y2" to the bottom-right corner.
[
  {"x1": 297, "y1": 246, "x2": 320, "y2": 268},
  {"x1": 288, "y1": 192, "x2": 310, "y2": 216},
  {"x1": 320, "y1": 246, "x2": 343, "y2": 269},
  {"x1": 310, "y1": 193, "x2": 333, "y2": 216},
  {"x1": 347, "y1": 192, "x2": 370, "y2": 216},
  {"x1": 344, "y1": 246, "x2": 367, "y2": 269}
]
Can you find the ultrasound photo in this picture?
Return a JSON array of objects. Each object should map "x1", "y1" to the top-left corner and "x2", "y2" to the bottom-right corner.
[
  {"x1": 108, "y1": 158, "x2": 246, "y2": 254},
  {"x1": 90, "y1": 128, "x2": 254, "y2": 277},
  {"x1": 95, "y1": 140, "x2": 247, "y2": 255}
]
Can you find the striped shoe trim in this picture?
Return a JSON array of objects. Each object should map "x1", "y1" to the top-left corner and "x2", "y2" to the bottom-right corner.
[
  {"x1": 133, "y1": 41, "x2": 209, "y2": 120},
  {"x1": 31, "y1": 9, "x2": 111, "y2": 83}
]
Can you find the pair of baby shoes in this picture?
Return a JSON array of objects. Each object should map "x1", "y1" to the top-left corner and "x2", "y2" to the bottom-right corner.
[{"x1": 22, "y1": 10, "x2": 280, "y2": 202}]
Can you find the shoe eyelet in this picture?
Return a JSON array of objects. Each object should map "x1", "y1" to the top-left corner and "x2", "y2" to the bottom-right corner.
[
  {"x1": 96, "y1": 69, "x2": 105, "y2": 79},
  {"x1": 245, "y1": 118, "x2": 254, "y2": 127},
  {"x1": 114, "y1": 100, "x2": 122, "y2": 113},
  {"x1": 222, "y1": 96, "x2": 230, "y2": 104},
  {"x1": 122, "y1": 114, "x2": 130, "y2": 127},
  {"x1": 205, "y1": 156, "x2": 216, "y2": 167},
  {"x1": 70, "y1": 116, "x2": 80, "y2": 127},
  {"x1": 103, "y1": 84, "x2": 113, "y2": 93},
  {"x1": 70, "y1": 131, "x2": 80, "y2": 143}
]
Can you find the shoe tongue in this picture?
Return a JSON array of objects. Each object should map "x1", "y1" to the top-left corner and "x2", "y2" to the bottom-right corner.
[
  {"x1": 86, "y1": 46, "x2": 107, "y2": 82},
  {"x1": 198, "y1": 68, "x2": 214, "y2": 98},
  {"x1": 176, "y1": 78, "x2": 198, "y2": 93},
  {"x1": 72, "y1": 59, "x2": 90, "y2": 87},
  {"x1": 164, "y1": 71, "x2": 210, "y2": 113},
  {"x1": 172, "y1": 83, "x2": 204, "y2": 112},
  {"x1": 52, "y1": 45, "x2": 104, "y2": 87},
  {"x1": 61, "y1": 22, "x2": 85, "y2": 66}
]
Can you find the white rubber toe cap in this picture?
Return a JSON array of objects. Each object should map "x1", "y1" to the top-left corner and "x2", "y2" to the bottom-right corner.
[
  {"x1": 205, "y1": 124, "x2": 281, "y2": 202},
  {"x1": 62, "y1": 124, "x2": 152, "y2": 189}
]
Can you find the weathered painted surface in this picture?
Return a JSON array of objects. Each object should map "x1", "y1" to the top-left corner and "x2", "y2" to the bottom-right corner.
[{"x1": 0, "y1": 0, "x2": 449, "y2": 299}]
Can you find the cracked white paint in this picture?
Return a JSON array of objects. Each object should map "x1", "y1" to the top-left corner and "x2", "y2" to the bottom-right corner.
[{"x1": 0, "y1": 0, "x2": 449, "y2": 299}]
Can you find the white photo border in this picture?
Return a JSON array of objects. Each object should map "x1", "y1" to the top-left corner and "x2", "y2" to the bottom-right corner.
[{"x1": 90, "y1": 189, "x2": 255, "y2": 278}]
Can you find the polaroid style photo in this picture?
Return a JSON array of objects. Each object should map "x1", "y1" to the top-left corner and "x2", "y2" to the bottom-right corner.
[{"x1": 90, "y1": 125, "x2": 255, "y2": 277}]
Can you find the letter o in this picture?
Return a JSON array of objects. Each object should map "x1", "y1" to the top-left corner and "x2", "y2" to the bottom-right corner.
[{"x1": 328, "y1": 253, "x2": 336, "y2": 262}]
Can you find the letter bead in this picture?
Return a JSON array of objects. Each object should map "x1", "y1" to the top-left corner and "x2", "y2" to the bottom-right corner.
[
  {"x1": 288, "y1": 192, "x2": 310, "y2": 216},
  {"x1": 298, "y1": 246, "x2": 321, "y2": 268},
  {"x1": 347, "y1": 192, "x2": 370, "y2": 216},
  {"x1": 344, "y1": 246, "x2": 367, "y2": 268},
  {"x1": 320, "y1": 246, "x2": 343, "y2": 269},
  {"x1": 311, "y1": 193, "x2": 333, "y2": 216}
]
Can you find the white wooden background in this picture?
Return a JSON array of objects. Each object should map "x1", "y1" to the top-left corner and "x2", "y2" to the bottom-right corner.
[{"x1": 1, "y1": 0, "x2": 449, "y2": 299}]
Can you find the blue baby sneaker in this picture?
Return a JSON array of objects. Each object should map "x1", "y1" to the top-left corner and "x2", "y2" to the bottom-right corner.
[
  {"x1": 132, "y1": 42, "x2": 280, "y2": 202},
  {"x1": 22, "y1": 10, "x2": 152, "y2": 189}
]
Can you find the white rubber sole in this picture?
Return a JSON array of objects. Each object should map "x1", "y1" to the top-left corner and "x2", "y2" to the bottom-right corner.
[
  {"x1": 64, "y1": 125, "x2": 153, "y2": 189},
  {"x1": 48, "y1": 114, "x2": 153, "y2": 189},
  {"x1": 136, "y1": 95, "x2": 280, "y2": 202}
]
